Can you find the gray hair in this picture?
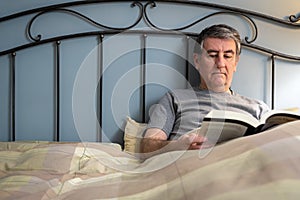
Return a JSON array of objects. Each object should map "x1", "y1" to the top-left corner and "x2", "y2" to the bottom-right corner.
[{"x1": 194, "y1": 24, "x2": 241, "y2": 55}]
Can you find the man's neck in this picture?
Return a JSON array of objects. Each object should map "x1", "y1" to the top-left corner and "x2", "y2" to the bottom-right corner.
[{"x1": 199, "y1": 84, "x2": 232, "y2": 94}]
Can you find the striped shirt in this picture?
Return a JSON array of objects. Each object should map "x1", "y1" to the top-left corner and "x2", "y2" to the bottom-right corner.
[{"x1": 146, "y1": 88, "x2": 270, "y2": 140}]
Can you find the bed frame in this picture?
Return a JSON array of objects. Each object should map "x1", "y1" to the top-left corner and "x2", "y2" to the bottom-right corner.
[{"x1": 1, "y1": 0, "x2": 300, "y2": 145}]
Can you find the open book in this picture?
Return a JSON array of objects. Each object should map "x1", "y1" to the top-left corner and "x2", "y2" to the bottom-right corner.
[{"x1": 192, "y1": 109, "x2": 300, "y2": 144}]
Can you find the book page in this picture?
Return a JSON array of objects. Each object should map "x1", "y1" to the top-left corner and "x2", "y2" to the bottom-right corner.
[
  {"x1": 260, "y1": 109, "x2": 300, "y2": 123},
  {"x1": 205, "y1": 110, "x2": 260, "y2": 128},
  {"x1": 197, "y1": 121, "x2": 249, "y2": 144},
  {"x1": 261, "y1": 113, "x2": 300, "y2": 131}
]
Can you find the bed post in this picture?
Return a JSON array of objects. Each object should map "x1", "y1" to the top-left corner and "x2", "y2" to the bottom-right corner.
[
  {"x1": 97, "y1": 34, "x2": 104, "y2": 142},
  {"x1": 141, "y1": 34, "x2": 147, "y2": 123},
  {"x1": 54, "y1": 41, "x2": 61, "y2": 142},
  {"x1": 10, "y1": 52, "x2": 16, "y2": 142},
  {"x1": 271, "y1": 55, "x2": 275, "y2": 109},
  {"x1": 185, "y1": 35, "x2": 190, "y2": 88}
]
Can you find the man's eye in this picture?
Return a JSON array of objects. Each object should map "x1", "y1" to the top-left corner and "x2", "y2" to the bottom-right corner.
[
  {"x1": 224, "y1": 54, "x2": 233, "y2": 59},
  {"x1": 208, "y1": 54, "x2": 218, "y2": 58}
]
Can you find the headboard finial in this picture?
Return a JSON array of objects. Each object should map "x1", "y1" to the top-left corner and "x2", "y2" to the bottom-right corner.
[{"x1": 289, "y1": 14, "x2": 300, "y2": 23}]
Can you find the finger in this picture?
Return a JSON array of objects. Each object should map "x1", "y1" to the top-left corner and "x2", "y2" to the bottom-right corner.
[
  {"x1": 189, "y1": 141, "x2": 214, "y2": 150},
  {"x1": 189, "y1": 142, "x2": 202, "y2": 150},
  {"x1": 191, "y1": 135, "x2": 207, "y2": 143}
]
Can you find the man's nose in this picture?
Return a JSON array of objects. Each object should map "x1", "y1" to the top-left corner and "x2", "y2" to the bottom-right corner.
[{"x1": 216, "y1": 55, "x2": 226, "y2": 68}]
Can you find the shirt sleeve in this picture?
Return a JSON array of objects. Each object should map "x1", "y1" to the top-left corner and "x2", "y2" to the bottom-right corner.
[{"x1": 146, "y1": 92, "x2": 177, "y2": 138}]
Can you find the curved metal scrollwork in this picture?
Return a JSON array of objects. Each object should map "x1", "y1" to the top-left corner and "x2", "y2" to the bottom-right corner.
[
  {"x1": 144, "y1": 1, "x2": 258, "y2": 44},
  {"x1": 289, "y1": 14, "x2": 300, "y2": 23},
  {"x1": 143, "y1": 1, "x2": 300, "y2": 44},
  {"x1": 1, "y1": 0, "x2": 300, "y2": 60},
  {"x1": 21, "y1": 0, "x2": 300, "y2": 44},
  {"x1": 27, "y1": 1, "x2": 143, "y2": 42}
]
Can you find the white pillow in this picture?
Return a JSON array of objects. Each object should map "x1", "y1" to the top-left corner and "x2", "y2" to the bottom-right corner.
[{"x1": 123, "y1": 117, "x2": 147, "y2": 153}]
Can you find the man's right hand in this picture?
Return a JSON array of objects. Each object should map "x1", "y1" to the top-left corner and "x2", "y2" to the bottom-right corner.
[
  {"x1": 177, "y1": 133, "x2": 210, "y2": 150},
  {"x1": 140, "y1": 128, "x2": 210, "y2": 158}
]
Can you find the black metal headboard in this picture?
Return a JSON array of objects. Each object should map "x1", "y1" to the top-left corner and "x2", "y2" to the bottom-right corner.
[{"x1": 1, "y1": 0, "x2": 300, "y2": 144}]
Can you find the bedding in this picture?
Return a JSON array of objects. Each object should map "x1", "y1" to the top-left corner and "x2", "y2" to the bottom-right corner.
[{"x1": 1, "y1": 121, "x2": 300, "y2": 200}]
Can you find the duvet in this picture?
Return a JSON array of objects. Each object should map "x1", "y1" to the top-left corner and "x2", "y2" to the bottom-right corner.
[{"x1": 1, "y1": 121, "x2": 300, "y2": 200}]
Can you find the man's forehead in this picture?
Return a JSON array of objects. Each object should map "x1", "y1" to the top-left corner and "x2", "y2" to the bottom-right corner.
[{"x1": 203, "y1": 37, "x2": 236, "y2": 53}]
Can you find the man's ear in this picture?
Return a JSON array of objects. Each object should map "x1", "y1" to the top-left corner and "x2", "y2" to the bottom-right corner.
[
  {"x1": 193, "y1": 53, "x2": 201, "y2": 70},
  {"x1": 234, "y1": 55, "x2": 240, "y2": 72}
]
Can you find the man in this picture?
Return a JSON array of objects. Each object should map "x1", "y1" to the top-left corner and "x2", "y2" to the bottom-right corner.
[{"x1": 141, "y1": 24, "x2": 270, "y2": 155}]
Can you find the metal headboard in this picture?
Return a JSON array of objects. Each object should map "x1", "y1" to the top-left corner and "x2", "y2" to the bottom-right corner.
[{"x1": 1, "y1": 0, "x2": 300, "y2": 143}]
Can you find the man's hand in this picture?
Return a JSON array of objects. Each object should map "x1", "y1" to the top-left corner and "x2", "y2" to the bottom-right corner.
[
  {"x1": 140, "y1": 128, "x2": 211, "y2": 158},
  {"x1": 177, "y1": 133, "x2": 210, "y2": 150}
]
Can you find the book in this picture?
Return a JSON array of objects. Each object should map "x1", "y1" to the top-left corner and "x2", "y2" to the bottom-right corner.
[{"x1": 193, "y1": 109, "x2": 300, "y2": 144}]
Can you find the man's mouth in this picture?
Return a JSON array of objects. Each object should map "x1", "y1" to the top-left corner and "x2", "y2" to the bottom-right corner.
[{"x1": 212, "y1": 72, "x2": 226, "y2": 76}]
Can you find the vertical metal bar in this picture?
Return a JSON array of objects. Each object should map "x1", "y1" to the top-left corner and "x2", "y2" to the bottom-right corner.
[
  {"x1": 97, "y1": 34, "x2": 104, "y2": 142},
  {"x1": 54, "y1": 41, "x2": 61, "y2": 141},
  {"x1": 271, "y1": 55, "x2": 275, "y2": 109},
  {"x1": 141, "y1": 34, "x2": 147, "y2": 123},
  {"x1": 10, "y1": 52, "x2": 16, "y2": 141},
  {"x1": 185, "y1": 36, "x2": 190, "y2": 88}
]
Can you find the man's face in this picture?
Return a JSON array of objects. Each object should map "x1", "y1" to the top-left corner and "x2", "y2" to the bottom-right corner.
[{"x1": 193, "y1": 37, "x2": 239, "y2": 93}]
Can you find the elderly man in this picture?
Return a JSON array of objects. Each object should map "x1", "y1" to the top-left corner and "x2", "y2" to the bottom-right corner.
[{"x1": 141, "y1": 24, "x2": 270, "y2": 155}]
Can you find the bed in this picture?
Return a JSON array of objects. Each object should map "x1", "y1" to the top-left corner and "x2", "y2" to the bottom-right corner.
[{"x1": 1, "y1": 1, "x2": 300, "y2": 199}]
